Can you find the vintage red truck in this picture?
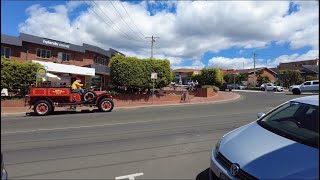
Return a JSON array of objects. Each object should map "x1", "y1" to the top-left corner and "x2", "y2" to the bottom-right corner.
[{"x1": 25, "y1": 87, "x2": 114, "y2": 116}]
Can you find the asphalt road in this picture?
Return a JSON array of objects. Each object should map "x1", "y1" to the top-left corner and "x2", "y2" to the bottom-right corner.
[{"x1": 1, "y1": 92, "x2": 316, "y2": 179}]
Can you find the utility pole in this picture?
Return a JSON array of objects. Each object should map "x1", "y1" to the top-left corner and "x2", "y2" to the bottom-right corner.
[
  {"x1": 145, "y1": 36, "x2": 160, "y2": 58},
  {"x1": 253, "y1": 53, "x2": 256, "y2": 87},
  {"x1": 243, "y1": 62, "x2": 244, "y2": 73}
]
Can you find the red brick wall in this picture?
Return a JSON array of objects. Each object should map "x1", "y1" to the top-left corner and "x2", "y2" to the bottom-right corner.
[
  {"x1": 248, "y1": 69, "x2": 276, "y2": 84},
  {"x1": 1, "y1": 42, "x2": 95, "y2": 67},
  {"x1": 1, "y1": 44, "x2": 22, "y2": 60},
  {"x1": 196, "y1": 88, "x2": 218, "y2": 97}
]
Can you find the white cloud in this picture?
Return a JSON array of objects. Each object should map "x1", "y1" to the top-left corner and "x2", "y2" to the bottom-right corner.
[
  {"x1": 208, "y1": 57, "x2": 253, "y2": 70},
  {"x1": 208, "y1": 49, "x2": 319, "y2": 70},
  {"x1": 18, "y1": 1, "x2": 319, "y2": 68},
  {"x1": 266, "y1": 49, "x2": 319, "y2": 67}
]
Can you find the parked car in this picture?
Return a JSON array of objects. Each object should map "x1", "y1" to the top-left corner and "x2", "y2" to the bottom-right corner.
[
  {"x1": 1, "y1": 153, "x2": 7, "y2": 180},
  {"x1": 289, "y1": 80, "x2": 319, "y2": 95},
  {"x1": 220, "y1": 83, "x2": 232, "y2": 91},
  {"x1": 227, "y1": 84, "x2": 245, "y2": 90},
  {"x1": 260, "y1": 83, "x2": 284, "y2": 92},
  {"x1": 209, "y1": 95, "x2": 319, "y2": 180}
]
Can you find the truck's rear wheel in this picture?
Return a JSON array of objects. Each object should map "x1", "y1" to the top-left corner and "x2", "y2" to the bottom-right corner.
[
  {"x1": 34, "y1": 100, "x2": 52, "y2": 116},
  {"x1": 292, "y1": 89, "x2": 301, "y2": 95},
  {"x1": 98, "y1": 98, "x2": 114, "y2": 112}
]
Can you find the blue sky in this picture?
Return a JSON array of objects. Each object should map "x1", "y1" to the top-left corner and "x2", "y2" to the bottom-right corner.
[{"x1": 1, "y1": 1, "x2": 319, "y2": 70}]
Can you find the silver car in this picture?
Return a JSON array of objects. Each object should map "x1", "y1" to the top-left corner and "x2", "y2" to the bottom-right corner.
[
  {"x1": 210, "y1": 95, "x2": 319, "y2": 180},
  {"x1": 260, "y1": 83, "x2": 284, "y2": 92},
  {"x1": 1, "y1": 153, "x2": 7, "y2": 180}
]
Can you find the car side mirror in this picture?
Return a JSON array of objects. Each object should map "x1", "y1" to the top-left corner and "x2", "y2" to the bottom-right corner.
[{"x1": 257, "y1": 112, "x2": 265, "y2": 118}]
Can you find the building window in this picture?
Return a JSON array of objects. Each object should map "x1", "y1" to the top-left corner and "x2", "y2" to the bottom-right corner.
[
  {"x1": 94, "y1": 56, "x2": 108, "y2": 65},
  {"x1": 36, "y1": 48, "x2": 51, "y2": 59},
  {"x1": 62, "y1": 53, "x2": 70, "y2": 62},
  {"x1": 1, "y1": 46, "x2": 11, "y2": 58}
]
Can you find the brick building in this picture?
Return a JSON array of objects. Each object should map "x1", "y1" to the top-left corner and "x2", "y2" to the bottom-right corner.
[
  {"x1": 277, "y1": 59, "x2": 319, "y2": 80},
  {"x1": 222, "y1": 67, "x2": 278, "y2": 86},
  {"x1": 172, "y1": 68, "x2": 201, "y2": 84},
  {"x1": 278, "y1": 59, "x2": 319, "y2": 70},
  {"x1": 1, "y1": 33, "x2": 124, "y2": 90}
]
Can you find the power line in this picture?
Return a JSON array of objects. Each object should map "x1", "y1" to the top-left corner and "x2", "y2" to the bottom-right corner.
[
  {"x1": 82, "y1": 0, "x2": 134, "y2": 41},
  {"x1": 119, "y1": 1, "x2": 146, "y2": 39},
  {"x1": 90, "y1": 0, "x2": 140, "y2": 41},
  {"x1": 108, "y1": 0, "x2": 145, "y2": 41}
]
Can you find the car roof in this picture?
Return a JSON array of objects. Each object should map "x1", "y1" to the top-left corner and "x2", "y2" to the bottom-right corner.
[{"x1": 290, "y1": 95, "x2": 319, "y2": 106}]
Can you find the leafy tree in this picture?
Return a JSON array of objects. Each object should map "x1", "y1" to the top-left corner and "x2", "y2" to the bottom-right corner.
[
  {"x1": 1, "y1": 57, "x2": 43, "y2": 92},
  {"x1": 305, "y1": 75, "x2": 318, "y2": 81},
  {"x1": 223, "y1": 74, "x2": 234, "y2": 84},
  {"x1": 254, "y1": 70, "x2": 271, "y2": 86},
  {"x1": 110, "y1": 54, "x2": 172, "y2": 93},
  {"x1": 224, "y1": 73, "x2": 247, "y2": 84},
  {"x1": 193, "y1": 68, "x2": 224, "y2": 87},
  {"x1": 257, "y1": 76, "x2": 271, "y2": 85},
  {"x1": 279, "y1": 70, "x2": 303, "y2": 87}
]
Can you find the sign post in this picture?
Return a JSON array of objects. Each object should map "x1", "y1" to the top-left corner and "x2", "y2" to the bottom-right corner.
[
  {"x1": 36, "y1": 67, "x2": 47, "y2": 87},
  {"x1": 151, "y1": 73, "x2": 157, "y2": 104}
]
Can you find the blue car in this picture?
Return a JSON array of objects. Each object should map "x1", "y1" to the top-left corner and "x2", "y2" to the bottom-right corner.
[{"x1": 210, "y1": 95, "x2": 319, "y2": 180}]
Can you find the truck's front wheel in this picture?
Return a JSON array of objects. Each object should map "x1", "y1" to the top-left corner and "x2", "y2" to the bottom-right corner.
[
  {"x1": 98, "y1": 98, "x2": 114, "y2": 112},
  {"x1": 34, "y1": 100, "x2": 52, "y2": 116}
]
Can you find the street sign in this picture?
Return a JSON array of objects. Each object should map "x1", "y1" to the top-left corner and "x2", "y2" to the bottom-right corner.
[
  {"x1": 37, "y1": 67, "x2": 47, "y2": 77},
  {"x1": 151, "y1": 73, "x2": 157, "y2": 79}
]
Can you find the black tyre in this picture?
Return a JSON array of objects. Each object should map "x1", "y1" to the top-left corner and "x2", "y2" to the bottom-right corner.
[
  {"x1": 228, "y1": 89, "x2": 232, "y2": 91},
  {"x1": 273, "y1": 88, "x2": 277, "y2": 92},
  {"x1": 34, "y1": 100, "x2": 52, "y2": 116},
  {"x1": 261, "y1": 88, "x2": 265, "y2": 91},
  {"x1": 83, "y1": 91, "x2": 97, "y2": 101},
  {"x1": 98, "y1": 98, "x2": 114, "y2": 112},
  {"x1": 292, "y1": 89, "x2": 301, "y2": 95}
]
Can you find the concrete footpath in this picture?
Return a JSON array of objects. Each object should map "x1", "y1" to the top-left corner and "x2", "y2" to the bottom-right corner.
[{"x1": 1, "y1": 91, "x2": 240, "y2": 117}]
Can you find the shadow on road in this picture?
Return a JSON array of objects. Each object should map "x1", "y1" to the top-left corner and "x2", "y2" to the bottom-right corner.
[
  {"x1": 196, "y1": 168, "x2": 217, "y2": 180},
  {"x1": 25, "y1": 109, "x2": 106, "y2": 117}
]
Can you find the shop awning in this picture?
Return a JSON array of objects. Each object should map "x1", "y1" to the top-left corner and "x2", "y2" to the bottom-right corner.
[
  {"x1": 32, "y1": 60, "x2": 95, "y2": 76},
  {"x1": 42, "y1": 72, "x2": 61, "y2": 82}
]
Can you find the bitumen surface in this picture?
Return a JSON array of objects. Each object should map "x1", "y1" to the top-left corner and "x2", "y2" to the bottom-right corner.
[
  {"x1": 1, "y1": 92, "x2": 316, "y2": 179},
  {"x1": 1, "y1": 91, "x2": 240, "y2": 117}
]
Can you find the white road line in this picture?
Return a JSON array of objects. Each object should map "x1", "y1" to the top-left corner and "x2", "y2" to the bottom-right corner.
[
  {"x1": 115, "y1": 173, "x2": 144, "y2": 180},
  {"x1": 1, "y1": 120, "x2": 156, "y2": 135}
]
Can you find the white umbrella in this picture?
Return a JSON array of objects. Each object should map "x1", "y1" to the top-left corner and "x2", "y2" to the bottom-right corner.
[{"x1": 43, "y1": 72, "x2": 61, "y2": 81}]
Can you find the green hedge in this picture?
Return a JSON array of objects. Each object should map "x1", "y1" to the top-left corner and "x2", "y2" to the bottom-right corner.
[
  {"x1": 110, "y1": 54, "x2": 172, "y2": 91},
  {"x1": 192, "y1": 68, "x2": 224, "y2": 87},
  {"x1": 201, "y1": 85, "x2": 220, "y2": 91},
  {"x1": 1, "y1": 57, "x2": 43, "y2": 90}
]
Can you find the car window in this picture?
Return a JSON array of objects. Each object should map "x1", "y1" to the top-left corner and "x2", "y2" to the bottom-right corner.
[
  {"x1": 304, "y1": 82, "x2": 311, "y2": 85},
  {"x1": 258, "y1": 101, "x2": 319, "y2": 148},
  {"x1": 313, "y1": 81, "x2": 319, "y2": 85}
]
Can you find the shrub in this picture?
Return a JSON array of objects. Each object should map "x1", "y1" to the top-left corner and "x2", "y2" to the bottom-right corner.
[
  {"x1": 1, "y1": 57, "x2": 43, "y2": 91},
  {"x1": 201, "y1": 85, "x2": 220, "y2": 91},
  {"x1": 110, "y1": 54, "x2": 172, "y2": 93}
]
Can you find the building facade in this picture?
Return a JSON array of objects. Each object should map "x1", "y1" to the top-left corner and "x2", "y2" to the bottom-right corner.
[
  {"x1": 278, "y1": 59, "x2": 319, "y2": 70},
  {"x1": 277, "y1": 59, "x2": 319, "y2": 81},
  {"x1": 222, "y1": 67, "x2": 278, "y2": 86},
  {"x1": 172, "y1": 68, "x2": 201, "y2": 85},
  {"x1": 1, "y1": 33, "x2": 124, "y2": 90}
]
